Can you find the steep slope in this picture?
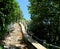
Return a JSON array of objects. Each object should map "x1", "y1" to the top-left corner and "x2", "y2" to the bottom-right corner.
[{"x1": 3, "y1": 23, "x2": 27, "y2": 49}]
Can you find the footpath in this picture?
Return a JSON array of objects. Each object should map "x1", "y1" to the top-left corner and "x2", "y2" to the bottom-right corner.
[
  {"x1": 3, "y1": 22, "x2": 46, "y2": 49},
  {"x1": 3, "y1": 23, "x2": 28, "y2": 49}
]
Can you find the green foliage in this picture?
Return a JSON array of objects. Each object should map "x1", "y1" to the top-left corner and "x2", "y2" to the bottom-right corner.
[
  {"x1": 29, "y1": 0, "x2": 60, "y2": 47},
  {"x1": 0, "y1": 46, "x2": 3, "y2": 49},
  {"x1": 0, "y1": 0, "x2": 22, "y2": 40}
]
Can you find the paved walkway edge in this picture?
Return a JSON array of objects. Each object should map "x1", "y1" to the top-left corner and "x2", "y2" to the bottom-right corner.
[{"x1": 20, "y1": 23, "x2": 47, "y2": 49}]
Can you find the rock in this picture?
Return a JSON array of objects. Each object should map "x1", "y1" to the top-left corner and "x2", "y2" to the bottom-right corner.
[{"x1": 3, "y1": 23, "x2": 28, "y2": 49}]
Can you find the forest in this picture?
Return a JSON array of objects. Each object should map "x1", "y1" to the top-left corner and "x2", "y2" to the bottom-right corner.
[
  {"x1": 28, "y1": 0, "x2": 60, "y2": 49},
  {"x1": 0, "y1": 0, "x2": 60, "y2": 49}
]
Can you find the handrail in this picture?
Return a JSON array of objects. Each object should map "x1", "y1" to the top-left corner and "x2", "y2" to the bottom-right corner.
[
  {"x1": 20, "y1": 22, "x2": 46, "y2": 49},
  {"x1": 32, "y1": 35, "x2": 60, "y2": 49},
  {"x1": 46, "y1": 43, "x2": 60, "y2": 49},
  {"x1": 20, "y1": 21, "x2": 60, "y2": 49}
]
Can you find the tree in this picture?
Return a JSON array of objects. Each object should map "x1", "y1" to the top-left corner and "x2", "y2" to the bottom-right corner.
[
  {"x1": 0, "y1": 0, "x2": 22, "y2": 39},
  {"x1": 29, "y1": 0, "x2": 60, "y2": 46}
]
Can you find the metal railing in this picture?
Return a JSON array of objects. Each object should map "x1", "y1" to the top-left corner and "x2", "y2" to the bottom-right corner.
[
  {"x1": 32, "y1": 35, "x2": 60, "y2": 49},
  {"x1": 19, "y1": 21, "x2": 60, "y2": 49}
]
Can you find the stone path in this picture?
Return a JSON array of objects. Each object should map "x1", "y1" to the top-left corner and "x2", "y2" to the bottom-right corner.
[
  {"x1": 3, "y1": 22, "x2": 46, "y2": 49},
  {"x1": 3, "y1": 23, "x2": 28, "y2": 49}
]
